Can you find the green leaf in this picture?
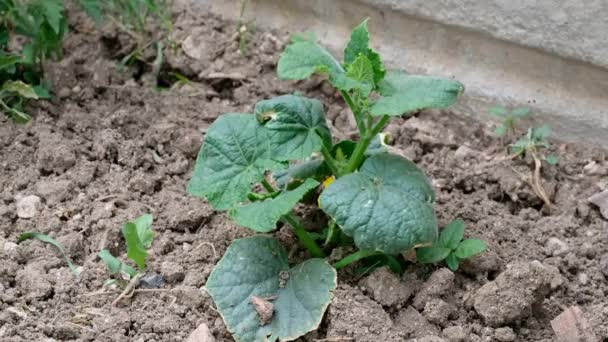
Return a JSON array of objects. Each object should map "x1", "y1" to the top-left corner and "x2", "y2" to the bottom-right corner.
[
  {"x1": 230, "y1": 179, "x2": 319, "y2": 232},
  {"x1": 17, "y1": 232, "x2": 79, "y2": 276},
  {"x1": 78, "y1": 0, "x2": 103, "y2": 22},
  {"x1": 273, "y1": 159, "x2": 329, "y2": 190},
  {"x1": 416, "y1": 246, "x2": 451, "y2": 264},
  {"x1": 33, "y1": 85, "x2": 51, "y2": 99},
  {"x1": 98, "y1": 249, "x2": 137, "y2": 278},
  {"x1": 446, "y1": 253, "x2": 459, "y2": 271},
  {"x1": 122, "y1": 222, "x2": 148, "y2": 270},
  {"x1": 319, "y1": 153, "x2": 437, "y2": 254},
  {"x1": 437, "y1": 219, "x2": 465, "y2": 250},
  {"x1": 365, "y1": 133, "x2": 389, "y2": 156},
  {"x1": 255, "y1": 95, "x2": 332, "y2": 161},
  {"x1": 371, "y1": 71, "x2": 463, "y2": 117},
  {"x1": 6, "y1": 107, "x2": 32, "y2": 124},
  {"x1": 187, "y1": 114, "x2": 284, "y2": 210},
  {"x1": 454, "y1": 239, "x2": 486, "y2": 259},
  {"x1": 346, "y1": 53, "x2": 374, "y2": 94},
  {"x1": 494, "y1": 124, "x2": 508, "y2": 136},
  {"x1": 531, "y1": 124, "x2": 551, "y2": 141},
  {"x1": 0, "y1": 55, "x2": 20, "y2": 70},
  {"x1": 544, "y1": 154, "x2": 559, "y2": 165},
  {"x1": 344, "y1": 19, "x2": 370, "y2": 65},
  {"x1": 37, "y1": 0, "x2": 64, "y2": 34},
  {"x1": 3, "y1": 80, "x2": 39, "y2": 99},
  {"x1": 488, "y1": 105, "x2": 507, "y2": 118},
  {"x1": 206, "y1": 236, "x2": 337, "y2": 342},
  {"x1": 511, "y1": 107, "x2": 530, "y2": 117},
  {"x1": 132, "y1": 214, "x2": 154, "y2": 249}
]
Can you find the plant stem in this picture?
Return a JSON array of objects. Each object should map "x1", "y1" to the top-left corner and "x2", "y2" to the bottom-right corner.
[
  {"x1": 320, "y1": 144, "x2": 339, "y2": 175},
  {"x1": 282, "y1": 213, "x2": 325, "y2": 258},
  {"x1": 341, "y1": 115, "x2": 390, "y2": 175},
  {"x1": 340, "y1": 90, "x2": 366, "y2": 136},
  {"x1": 260, "y1": 179, "x2": 325, "y2": 258},
  {"x1": 335, "y1": 250, "x2": 382, "y2": 270}
]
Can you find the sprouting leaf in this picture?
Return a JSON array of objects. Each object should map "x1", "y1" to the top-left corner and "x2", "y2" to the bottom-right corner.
[
  {"x1": 437, "y1": 219, "x2": 465, "y2": 250},
  {"x1": 494, "y1": 124, "x2": 508, "y2": 136},
  {"x1": 445, "y1": 253, "x2": 459, "y2": 271},
  {"x1": 78, "y1": 0, "x2": 103, "y2": 22},
  {"x1": 273, "y1": 159, "x2": 329, "y2": 190},
  {"x1": 187, "y1": 114, "x2": 284, "y2": 210},
  {"x1": 277, "y1": 38, "x2": 371, "y2": 93},
  {"x1": 255, "y1": 95, "x2": 332, "y2": 161},
  {"x1": 230, "y1": 179, "x2": 320, "y2": 232},
  {"x1": 531, "y1": 124, "x2": 551, "y2": 141},
  {"x1": 343, "y1": 19, "x2": 385, "y2": 85},
  {"x1": 320, "y1": 153, "x2": 437, "y2": 254},
  {"x1": 511, "y1": 107, "x2": 530, "y2": 117},
  {"x1": 17, "y1": 232, "x2": 79, "y2": 276},
  {"x1": 33, "y1": 85, "x2": 51, "y2": 99},
  {"x1": 36, "y1": 0, "x2": 64, "y2": 34},
  {"x1": 132, "y1": 214, "x2": 154, "y2": 249},
  {"x1": 98, "y1": 249, "x2": 137, "y2": 278},
  {"x1": 122, "y1": 221, "x2": 148, "y2": 270},
  {"x1": 6, "y1": 107, "x2": 32, "y2": 124},
  {"x1": 3, "y1": 80, "x2": 40, "y2": 99},
  {"x1": 454, "y1": 239, "x2": 486, "y2": 259},
  {"x1": 370, "y1": 71, "x2": 464, "y2": 117},
  {"x1": 346, "y1": 53, "x2": 375, "y2": 95},
  {"x1": 206, "y1": 236, "x2": 337, "y2": 342},
  {"x1": 544, "y1": 154, "x2": 559, "y2": 165},
  {"x1": 416, "y1": 246, "x2": 451, "y2": 264},
  {"x1": 488, "y1": 106, "x2": 507, "y2": 118}
]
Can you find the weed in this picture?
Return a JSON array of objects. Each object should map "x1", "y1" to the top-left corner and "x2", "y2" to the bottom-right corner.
[
  {"x1": 416, "y1": 219, "x2": 486, "y2": 271},
  {"x1": 17, "y1": 232, "x2": 79, "y2": 276},
  {"x1": 237, "y1": 0, "x2": 255, "y2": 55},
  {"x1": 488, "y1": 105, "x2": 529, "y2": 137},
  {"x1": 188, "y1": 19, "x2": 481, "y2": 341}
]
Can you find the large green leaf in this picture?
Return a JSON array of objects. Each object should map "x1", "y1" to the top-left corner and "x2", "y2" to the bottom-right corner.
[
  {"x1": 122, "y1": 222, "x2": 148, "y2": 270},
  {"x1": 255, "y1": 95, "x2": 332, "y2": 161},
  {"x1": 230, "y1": 179, "x2": 319, "y2": 232},
  {"x1": 187, "y1": 114, "x2": 284, "y2": 210},
  {"x1": 206, "y1": 236, "x2": 336, "y2": 342},
  {"x1": 277, "y1": 39, "x2": 370, "y2": 94},
  {"x1": 319, "y1": 153, "x2": 437, "y2": 254},
  {"x1": 370, "y1": 71, "x2": 464, "y2": 117}
]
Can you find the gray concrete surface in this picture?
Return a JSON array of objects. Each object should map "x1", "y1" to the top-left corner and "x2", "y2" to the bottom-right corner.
[{"x1": 188, "y1": 0, "x2": 608, "y2": 146}]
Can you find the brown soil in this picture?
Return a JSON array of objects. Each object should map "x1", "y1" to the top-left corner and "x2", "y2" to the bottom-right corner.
[{"x1": 1, "y1": 5, "x2": 607, "y2": 342}]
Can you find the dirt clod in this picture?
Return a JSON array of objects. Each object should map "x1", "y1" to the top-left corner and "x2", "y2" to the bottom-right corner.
[
  {"x1": 160, "y1": 261, "x2": 185, "y2": 283},
  {"x1": 359, "y1": 267, "x2": 414, "y2": 306},
  {"x1": 494, "y1": 327, "x2": 516, "y2": 341},
  {"x1": 250, "y1": 295, "x2": 275, "y2": 326},
  {"x1": 551, "y1": 306, "x2": 597, "y2": 342},
  {"x1": 588, "y1": 190, "x2": 608, "y2": 219},
  {"x1": 423, "y1": 298, "x2": 454, "y2": 326},
  {"x1": 442, "y1": 326, "x2": 467, "y2": 342},
  {"x1": 413, "y1": 268, "x2": 454, "y2": 310},
  {"x1": 473, "y1": 261, "x2": 561, "y2": 326},
  {"x1": 186, "y1": 322, "x2": 215, "y2": 342},
  {"x1": 15, "y1": 194, "x2": 42, "y2": 219},
  {"x1": 395, "y1": 306, "x2": 440, "y2": 338},
  {"x1": 15, "y1": 264, "x2": 53, "y2": 302}
]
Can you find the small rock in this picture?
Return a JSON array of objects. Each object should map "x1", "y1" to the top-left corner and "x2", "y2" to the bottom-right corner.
[
  {"x1": 359, "y1": 267, "x2": 414, "y2": 306},
  {"x1": 551, "y1": 306, "x2": 597, "y2": 342},
  {"x1": 578, "y1": 273, "x2": 589, "y2": 285},
  {"x1": 494, "y1": 327, "x2": 516, "y2": 341},
  {"x1": 395, "y1": 306, "x2": 440, "y2": 338},
  {"x1": 442, "y1": 326, "x2": 467, "y2": 342},
  {"x1": 473, "y1": 261, "x2": 561, "y2": 326},
  {"x1": 454, "y1": 145, "x2": 479, "y2": 160},
  {"x1": 15, "y1": 194, "x2": 42, "y2": 219},
  {"x1": 588, "y1": 190, "x2": 608, "y2": 219},
  {"x1": 423, "y1": 298, "x2": 454, "y2": 325},
  {"x1": 186, "y1": 322, "x2": 215, "y2": 342},
  {"x1": 545, "y1": 237, "x2": 569, "y2": 257},
  {"x1": 413, "y1": 268, "x2": 455, "y2": 309},
  {"x1": 182, "y1": 31, "x2": 207, "y2": 60},
  {"x1": 160, "y1": 261, "x2": 185, "y2": 283},
  {"x1": 139, "y1": 273, "x2": 165, "y2": 289}
]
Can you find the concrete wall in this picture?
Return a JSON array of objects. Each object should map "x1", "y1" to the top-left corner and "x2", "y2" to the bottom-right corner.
[{"x1": 189, "y1": 0, "x2": 608, "y2": 147}]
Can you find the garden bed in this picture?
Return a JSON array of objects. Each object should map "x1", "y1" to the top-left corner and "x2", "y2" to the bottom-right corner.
[{"x1": 0, "y1": 6, "x2": 607, "y2": 342}]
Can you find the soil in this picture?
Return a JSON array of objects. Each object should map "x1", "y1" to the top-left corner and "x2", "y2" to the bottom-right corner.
[{"x1": 1, "y1": 4, "x2": 608, "y2": 342}]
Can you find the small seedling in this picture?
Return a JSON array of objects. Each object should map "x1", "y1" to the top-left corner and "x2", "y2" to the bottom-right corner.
[
  {"x1": 237, "y1": 0, "x2": 255, "y2": 55},
  {"x1": 416, "y1": 219, "x2": 486, "y2": 271},
  {"x1": 98, "y1": 214, "x2": 154, "y2": 305},
  {"x1": 17, "y1": 232, "x2": 80, "y2": 276},
  {"x1": 510, "y1": 125, "x2": 558, "y2": 208},
  {"x1": 189, "y1": 19, "x2": 465, "y2": 341},
  {"x1": 488, "y1": 105, "x2": 530, "y2": 137}
]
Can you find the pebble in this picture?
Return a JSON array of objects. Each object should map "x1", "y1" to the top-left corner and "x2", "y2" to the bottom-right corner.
[
  {"x1": 578, "y1": 273, "x2": 589, "y2": 285},
  {"x1": 160, "y1": 261, "x2": 185, "y2": 283},
  {"x1": 545, "y1": 237, "x2": 569, "y2": 257},
  {"x1": 139, "y1": 273, "x2": 165, "y2": 289},
  {"x1": 442, "y1": 326, "x2": 467, "y2": 342},
  {"x1": 494, "y1": 327, "x2": 516, "y2": 341},
  {"x1": 15, "y1": 194, "x2": 42, "y2": 219},
  {"x1": 186, "y1": 322, "x2": 215, "y2": 342}
]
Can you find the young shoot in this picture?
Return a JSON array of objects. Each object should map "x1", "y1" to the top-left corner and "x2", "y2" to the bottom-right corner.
[{"x1": 488, "y1": 105, "x2": 530, "y2": 137}]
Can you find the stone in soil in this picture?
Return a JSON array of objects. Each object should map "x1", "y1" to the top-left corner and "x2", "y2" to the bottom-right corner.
[
  {"x1": 139, "y1": 273, "x2": 165, "y2": 289},
  {"x1": 551, "y1": 306, "x2": 598, "y2": 342},
  {"x1": 15, "y1": 194, "x2": 42, "y2": 219},
  {"x1": 413, "y1": 268, "x2": 455, "y2": 310},
  {"x1": 359, "y1": 267, "x2": 415, "y2": 306},
  {"x1": 186, "y1": 322, "x2": 215, "y2": 342},
  {"x1": 588, "y1": 189, "x2": 608, "y2": 219},
  {"x1": 545, "y1": 237, "x2": 570, "y2": 257},
  {"x1": 160, "y1": 261, "x2": 185, "y2": 283},
  {"x1": 493, "y1": 327, "x2": 516, "y2": 341},
  {"x1": 473, "y1": 260, "x2": 562, "y2": 326}
]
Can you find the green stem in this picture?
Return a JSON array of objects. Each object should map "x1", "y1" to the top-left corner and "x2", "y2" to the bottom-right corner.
[
  {"x1": 340, "y1": 115, "x2": 390, "y2": 175},
  {"x1": 282, "y1": 214, "x2": 325, "y2": 258},
  {"x1": 320, "y1": 144, "x2": 339, "y2": 176},
  {"x1": 339, "y1": 90, "x2": 366, "y2": 136},
  {"x1": 260, "y1": 179, "x2": 325, "y2": 258},
  {"x1": 335, "y1": 250, "x2": 382, "y2": 270}
]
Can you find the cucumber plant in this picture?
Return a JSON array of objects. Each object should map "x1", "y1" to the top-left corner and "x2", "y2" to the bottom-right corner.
[{"x1": 188, "y1": 20, "x2": 468, "y2": 341}]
